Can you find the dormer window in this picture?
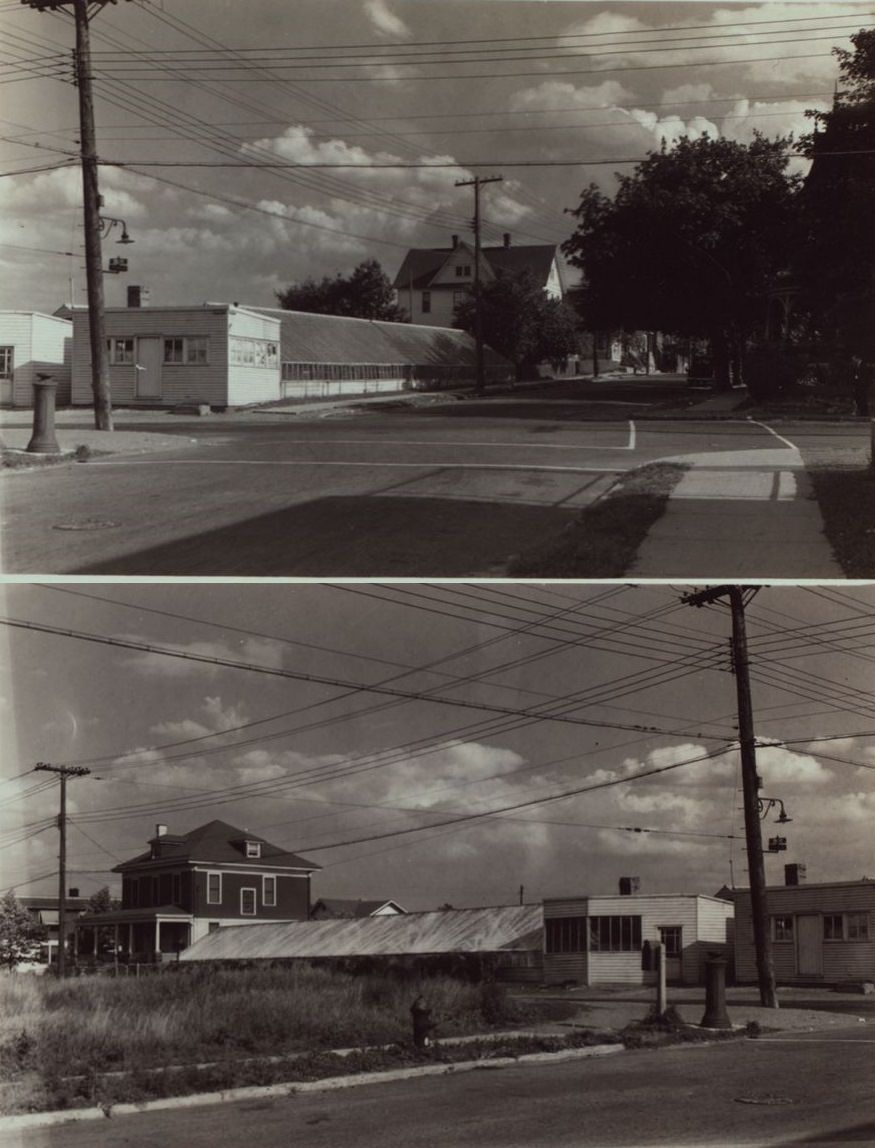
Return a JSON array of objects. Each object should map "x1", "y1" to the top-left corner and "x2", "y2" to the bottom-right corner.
[
  {"x1": 245, "y1": 841, "x2": 261, "y2": 858},
  {"x1": 455, "y1": 264, "x2": 471, "y2": 277}
]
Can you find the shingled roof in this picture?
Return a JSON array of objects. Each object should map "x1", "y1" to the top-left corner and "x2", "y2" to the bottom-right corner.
[
  {"x1": 393, "y1": 242, "x2": 561, "y2": 292},
  {"x1": 113, "y1": 820, "x2": 320, "y2": 873}
]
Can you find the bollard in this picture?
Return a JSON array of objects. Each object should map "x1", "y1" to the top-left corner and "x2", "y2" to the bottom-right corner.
[
  {"x1": 26, "y1": 378, "x2": 61, "y2": 454},
  {"x1": 700, "y1": 954, "x2": 732, "y2": 1029}
]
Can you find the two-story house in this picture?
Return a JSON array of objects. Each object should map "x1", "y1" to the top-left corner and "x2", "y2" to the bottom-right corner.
[
  {"x1": 393, "y1": 234, "x2": 565, "y2": 328},
  {"x1": 74, "y1": 820, "x2": 319, "y2": 962}
]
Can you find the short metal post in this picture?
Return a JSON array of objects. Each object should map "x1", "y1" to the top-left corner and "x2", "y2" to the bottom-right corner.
[
  {"x1": 656, "y1": 941, "x2": 667, "y2": 1016},
  {"x1": 27, "y1": 378, "x2": 61, "y2": 454},
  {"x1": 700, "y1": 954, "x2": 732, "y2": 1029}
]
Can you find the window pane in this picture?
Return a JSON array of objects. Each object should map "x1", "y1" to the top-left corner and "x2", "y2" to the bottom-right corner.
[
  {"x1": 847, "y1": 913, "x2": 869, "y2": 940},
  {"x1": 823, "y1": 915, "x2": 843, "y2": 940},
  {"x1": 164, "y1": 338, "x2": 183, "y2": 363}
]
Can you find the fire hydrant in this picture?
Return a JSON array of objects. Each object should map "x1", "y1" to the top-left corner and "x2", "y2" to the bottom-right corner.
[{"x1": 411, "y1": 994, "x2": 438, "y2": 1048}]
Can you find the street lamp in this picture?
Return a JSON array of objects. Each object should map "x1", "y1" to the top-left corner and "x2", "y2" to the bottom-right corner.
[{"x1": 99, "y1": 216, "x2": 134, "y2": 245}]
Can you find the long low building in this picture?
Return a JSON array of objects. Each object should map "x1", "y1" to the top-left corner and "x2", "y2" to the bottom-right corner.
[
  {"x1": 179, "y1": 903, "x2": 542, "y2": 980},
  {"x1": 69, "y1": 297, "x2": 510, "y2": 409}
]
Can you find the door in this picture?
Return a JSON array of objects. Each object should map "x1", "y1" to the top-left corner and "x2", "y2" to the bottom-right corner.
[
  {"x1": 0, "y1": 345, "x2": 13, "y2": 404},
  {"x1": 135, "y1": 336, "x2": 163, "y2": 399},
  {"x1": 797, "y1": 914, "x2": 823, "y2": 976}
]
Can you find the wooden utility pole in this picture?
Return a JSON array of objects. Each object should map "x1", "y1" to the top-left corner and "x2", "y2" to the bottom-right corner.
[
  {"x1": 34, "y1": 762, "x2": 91, "y2": 976},
  {"x1": 23, "y1": 0, "x2": 130, "y2": 430},
  {"x1": 455, "y1": 175, "x2": 502, "y2": 395},
  {"x1": 682, "y1": 585, "x2": 778, "y2": 1008}
]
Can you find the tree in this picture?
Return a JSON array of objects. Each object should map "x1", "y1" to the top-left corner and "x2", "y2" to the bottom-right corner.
[
  {"x1": 0, "y1": 891, "x2": 42, "y2": 969},
  {"x1": 563, "y1": 134, "x2": 801, "y2": 389},
  {"x1": 797, "y1": 29, "x2": 875, "y2": 358},
  {"x1": 86, "y1": 886, "x2": 121, "y2": 956},
  {"x1": 276, "y1": 258, "x2": 407, "y2": 321},
  {"x1": 453, "y1": 269, "x2": 580, "y2": 381}
]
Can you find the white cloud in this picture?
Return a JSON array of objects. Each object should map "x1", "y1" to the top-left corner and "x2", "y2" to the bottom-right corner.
[{"x1": 364, "y1": 0, "x2": 411, "y2": 41}]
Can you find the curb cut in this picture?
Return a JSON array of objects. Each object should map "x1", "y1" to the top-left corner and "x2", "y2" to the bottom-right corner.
[{"x1": 0, "y1": 1044, "x2": 622, "y2": 1131}]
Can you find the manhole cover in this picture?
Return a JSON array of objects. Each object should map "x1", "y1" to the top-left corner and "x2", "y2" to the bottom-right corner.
[
  {"x1": 735, "y1": 1095, "x2": 795, "y2": 1106},
  {"x1": 52, "y1": 520, "x2": 119, "y2": 531}
]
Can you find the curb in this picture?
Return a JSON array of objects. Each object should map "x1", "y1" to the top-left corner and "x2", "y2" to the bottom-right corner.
[{"x1": 0, "y1": 1044, "x2": 622, "y2": 1131}]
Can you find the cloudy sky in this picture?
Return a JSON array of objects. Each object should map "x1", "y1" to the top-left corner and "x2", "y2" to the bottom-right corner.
[
  {"x1": 0, "y1": 0, "x2": 870, "y2": 314},
  {"x1": 2, "y1": 582, "x2": 873, "y2": 909}
]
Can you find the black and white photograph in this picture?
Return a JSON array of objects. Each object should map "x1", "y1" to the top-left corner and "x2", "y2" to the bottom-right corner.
[{"x1": 1, "y1": 1, "x2": 874, "y2": 1145}]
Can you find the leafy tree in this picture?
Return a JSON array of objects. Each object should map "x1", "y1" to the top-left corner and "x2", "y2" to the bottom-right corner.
[
  {"x1": 797, "y1": 29, "x2": 875, "y2": 357},
  {"x1": 453, "y1": 269, "x2": 580, "y2": 380},
  {"x1": 276, "y1": 258, "x2": 407, "y2": 321},
  {"x1": 0, "y1": 890, "x2": 42, "y2": 969},
  {"x1": 85, "y1": 886, "x2": 121, "y2": 956},
  {"x1": 563, "y1": 134, "x2": 801, "y2": 388}
]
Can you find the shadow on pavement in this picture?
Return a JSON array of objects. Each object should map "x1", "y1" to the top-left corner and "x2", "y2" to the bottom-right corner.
[{"x1": 67, "y1": 493, "x2": 580, "y2": 576}]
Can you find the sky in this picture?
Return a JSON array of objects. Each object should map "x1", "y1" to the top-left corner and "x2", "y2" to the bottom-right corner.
[
  {"x1": 0, "y1": 0, "x2": 870, "y2": 314},
  {"x1": 2, "y1": 581, "x2": 874, "y2": 910}
]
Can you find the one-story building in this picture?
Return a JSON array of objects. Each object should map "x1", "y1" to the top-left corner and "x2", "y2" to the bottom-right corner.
[
  {"x1": 179, "y1": 903, "x2": 543, "y2": 982},
  {"x1": 0, "y1": 310, "x2": 72, "y2": 407},
  {"x1": 69, "y1": 296, "x2": 508, "y2": 410},
  {"x1": 543, "y1": 880, "x2": 734, "y2": 987},
  {"x1": 734, "y1": 874, "x2": 874, "y2": 986}
]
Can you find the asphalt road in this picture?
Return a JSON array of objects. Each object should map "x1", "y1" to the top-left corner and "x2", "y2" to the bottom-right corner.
[
  {"x1": 0, "y1": 388, "x2": 867, "y2": 575},
  {"x1": 11, "y1": 1028, "x2": 874, "y2": 1148}
]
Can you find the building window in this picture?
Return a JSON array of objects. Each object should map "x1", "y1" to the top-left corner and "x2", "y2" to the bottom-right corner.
[
  {"x1": 589, "y1": 915, "x2": 642, "y2": 952},
  {"x1": 659, "y1": 926, "x2": 682, "y2": 958},
  {"x1": 545, "y1": 916, "x2": 586, "y2": 954},
  {"x1": 164, "y1": 338, "x2": 184, "y2": 363},
  {"x1": 240, "y1": 888, "x2": 256, "y2": 916},
  {"x1": 455, "y1": 264, "x2": 471, "y2": 277},
  {"x1": 452, "y1": 289, "x2": 466, "y2": 308},
  {"x1": 186, "y1": 336, "x2": 208, "y2": 364},
  {"x1": 0, "y1": 346, "x2": 13, "y2": 377},
  {"x1": 421, "y1": 291, "x2": 431, "y2": 314},
  {"x1": 772, "y1": 915, "x2": 794, "y2": 942},
  {"x1": 824, "y1": 914, "x2": 844, "y2": 940},
  {"x1": 107, "y1": 338, "x2": 134, "y2": 364},
  {"x1": 206, "y1": 872, "x2": 222, "y2": 905},
  {"x1": 245, "y1": 841, "x2": 261, "y2": 858},
  {"x1": 847, "y1": 912, "x2": 869, "y2": 941},
  {"x1": 172, "y1": 874, "x2": 181, "y2": 904},
  {"x1": 263, "y1": 875, "x2": 276, "y2": 907}
]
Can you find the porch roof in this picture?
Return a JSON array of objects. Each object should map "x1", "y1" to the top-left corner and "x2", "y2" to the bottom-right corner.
[{"x1": 76, "y1": 905, "x2": 193, "y2": 925}]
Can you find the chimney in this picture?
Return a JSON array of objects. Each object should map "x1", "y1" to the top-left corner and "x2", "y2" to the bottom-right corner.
[
  {"x1": 451, "y1": 234, "x2": 459, "y2": 249},
  {"x1": 619, "y1": 876, "x2": 640, "y2": 896},
  {"x1": 503, "y1": 232, "x2": 511, "y2": 248},
  {"x1": 127, "y1": 285, "x2": 149, "y2": 308},
  {"x1": 155, "y1": 823, "x2": 167, "y2": 838},
  {"x1": 785, "y1": 863, "x2": 806, "y2": 886}
]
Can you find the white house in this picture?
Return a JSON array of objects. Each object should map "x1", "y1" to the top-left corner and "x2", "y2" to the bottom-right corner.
[
  {"x1": 543, "y1": 880, "x2": 734, "y2": 987},
  {"x1": 393, "y1": 233, "x2": 565, "y2": 329},
  {"x1": 734, "y1": 874, "x2": 874, "y2": 986},
  {"x1": 0, "y1": 311, "x2": 72, "y2": 407}
]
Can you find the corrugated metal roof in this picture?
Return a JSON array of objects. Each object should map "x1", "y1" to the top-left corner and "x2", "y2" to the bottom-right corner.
[{"x1": 180, "y1": 904, "x2": 543, "y2": 962}]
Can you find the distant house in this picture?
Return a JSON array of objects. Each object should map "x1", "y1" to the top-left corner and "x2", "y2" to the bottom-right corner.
[
  {"x1": 393, "y1": 233, "x2": 565, "y2": 329},
  {"x1": 179, "y1": 903, "x2": 544, "y2": 982},
  {"x1": 544, "y1": 880, "x2": 734, "y2": 987},
  {"x1": 68, "y1": 295, "x2": 508, "y2": 409},
  {"x1": 310, "y1": 897, "x2": 406, "y2": 920},
  {"x1": 19, "y1": 892, "x2": 89, "y2": 959},
  {"x1": 74, "y1": 820, "x2": 319, "y2": 962},
  {"x1": 0, "y1": 311, "x2": 72, "y2": 407},
  {"x1": 734, "y1": 872, "x2": 874, "y2": 986}
]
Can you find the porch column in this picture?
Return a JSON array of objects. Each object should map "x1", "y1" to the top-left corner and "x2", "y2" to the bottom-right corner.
[
  {"x1": 113, "y1": 924, "x2": 119, "y2": 969},
  {"x1": 92, "y1": 926, "x2": 98, "y2": 956},
  {"x1": 128, "y1": 922, "x2": 133, "y2": 957},
  {"x1": 155, "y1": 918, "x2": 161, "y2": 958}
]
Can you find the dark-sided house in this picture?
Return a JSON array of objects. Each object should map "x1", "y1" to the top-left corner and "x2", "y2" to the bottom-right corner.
[
  {"x1": 393, "y1": 233, "x2": 565, "y2": 329},
  {"x1": 74, "y1": 820, "x2": 319, "y2": 962}
]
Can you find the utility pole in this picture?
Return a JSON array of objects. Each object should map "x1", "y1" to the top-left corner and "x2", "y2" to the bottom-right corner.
[
  {"x1": 455, "y1": 175, "x2": 502, "y2": 395},
  {"x1": 34, "y1": 762, "x2": 91, "y2": 976},
  {"x1": 23, "y1": 0, "x2": 131, "y2": 431},
  {"x1": 682, "y1": 585, "x2": 778, "y2": 1008}
]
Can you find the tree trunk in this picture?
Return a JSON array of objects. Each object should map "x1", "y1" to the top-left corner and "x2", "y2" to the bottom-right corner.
[{"x1": 711, "y1": 333, "x2": 732, "y2": 391}]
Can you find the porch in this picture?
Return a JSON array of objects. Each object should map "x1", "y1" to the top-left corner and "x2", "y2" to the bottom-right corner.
[{"x1": 75, "y1": 906, "x2": 193, "y2": 964}]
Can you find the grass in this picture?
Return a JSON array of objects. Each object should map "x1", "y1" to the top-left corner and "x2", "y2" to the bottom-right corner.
[
  {"x1": 507, "y1": 463, "x2": 687, "y2": 577},
  {"x1": 0, "y1": 966, "x2": 542, "y2": 1114},
  {"x1": 807, "y1": 462, "x2": 875, "y2": 576}
]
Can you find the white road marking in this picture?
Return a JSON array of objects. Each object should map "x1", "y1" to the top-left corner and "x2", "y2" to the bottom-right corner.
[
  {"x1": 90, "y1": 459, "x2": 627, "y2": 475},
  {"x1": 199, "y1": 436, "x2": 632, "y2": 452},
  {"x1": 747, "y1": 417, "x2": 799, "y2": 450}
]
